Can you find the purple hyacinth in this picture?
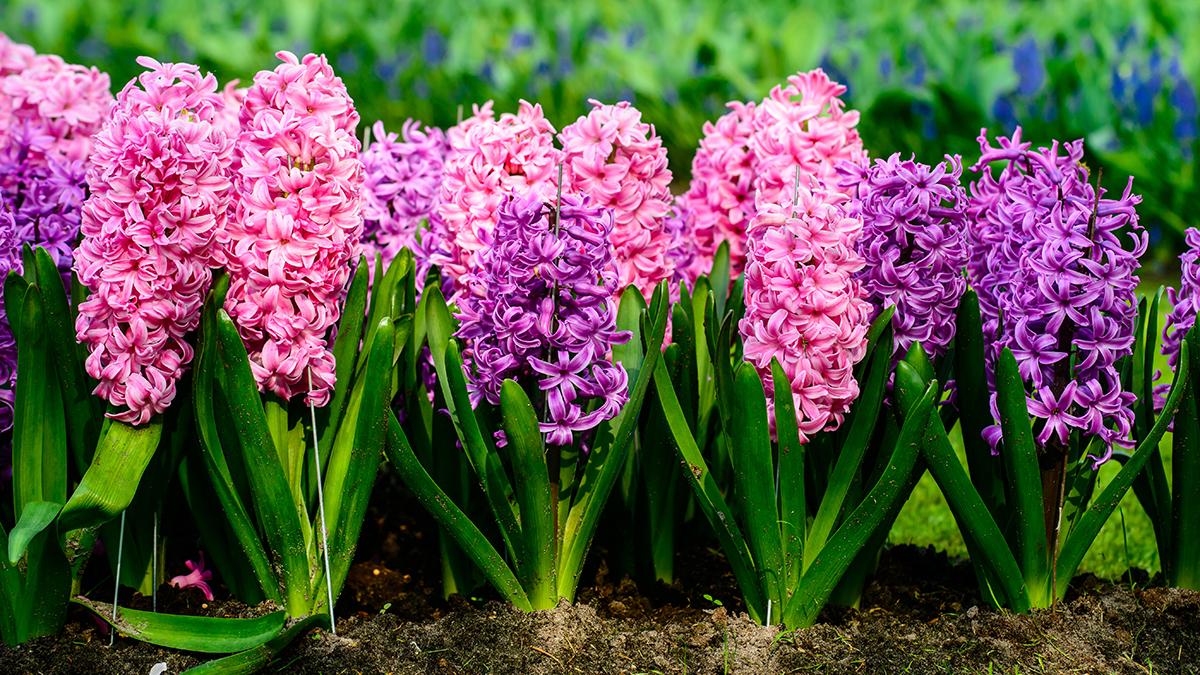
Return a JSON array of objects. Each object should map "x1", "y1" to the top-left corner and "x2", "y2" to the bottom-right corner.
[
  {"x1": 664, "y1": 202, "x2": 698, "y2": 289},
  {"x1": 838, "y1": 153, "x2": 969, "y2": 360},
  {"x1": 968, "y1": 128, "x2": 1145, "y2": 466},
  {"x1": 1162, "y1": 228, "x2": 1200, "y2": 372},
  {"x1": 455, "y1": 191, "x2": 630, "y2": 446},
  {"x1": 361, "y1": 119, "x2": 449, "y2": 287},
  {"x1": 0, "y1": 122, "x2": 87, "y2": 275},
  {"x1": 1, "y1": 204, "x2": 19, "y2": 479}
]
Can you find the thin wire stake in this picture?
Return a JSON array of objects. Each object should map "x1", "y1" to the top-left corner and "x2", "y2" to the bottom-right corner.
[
  {"x1": 766, "y1": 599, "x2": 772, "y2": 627},
  {"x1": 152, "y1": 511, "x2": 158, "y2": 612},
  {"x1": 110, "y1": 510, "x2": 126, "y2": 646},
  {"x1": 790, "y1": 166, "x2": 802, "y2": 217},
  {"x1": 308, "y1": 369, "x2": 337, "y2": 635}
]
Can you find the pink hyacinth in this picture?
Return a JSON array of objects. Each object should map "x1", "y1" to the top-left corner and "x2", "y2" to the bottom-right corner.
[
  {"x1": 224, "y1": 51, "x2": 363, "y2": 407},
  {"x1": 0, "y1": 36, "x2": 113, "y2": 164},
  {"x1": 437, "y1": 100, "x2": 562, "y2": 295},
  {"x1": 559, "y1": 100, "x2": 674, "y2": 298},
  {"x1": 682, "y1": 101, "x2": 757, "y2": 277},
  {"x1": 215, "y1": 80, "x2": 246, "y2": 138},
  {"x1": 739, "y1": 182, "x2": 871, "y2": 442},
  {"x1": 169, "y1": 552, "x2": 214, "y2": 601},
  {"x1": 74, "y1": 57, "x2": 235, "y2": 425},
  {"x1": 751, "y1": 69, "x2": 865, "y2": 211}
]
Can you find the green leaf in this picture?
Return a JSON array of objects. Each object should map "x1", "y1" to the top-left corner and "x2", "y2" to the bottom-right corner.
[
  {"x1": 73, "y1": 598, "x2": 286, "y2": 653},
  {"x1": 994, "y1": 348, "x2": 1047, "y2": 598},
  {"x1": 384, "y1": 413, "x2": 531, "y2": 610},
  {"x1": 729, "y1": 363, "x2": 784, "y2": 618},
  {"x1": 710, "y1": 240, "x2": 731, "y2": 320},
  {"x1": 1057, "y1": 338, "x2": 1191, "y2": 594},
  {"x1": 183, "y1": 614, "x2": 328, "y2": 674},
  {"x1": 58, "y1": 420, "x2": 162, "y2": 532},
  {"x1": 773, "y1": 359, "x2": 805, "y2": 597},
  {"x1": 954, "y1": 291, "x2": 1005, "y2": 518},
  {"x1": 320, "y1": 255, "x2": 370, "y2": 453},
  {"x1": 500, "y1": 380, "x2": 556, "y2": 609},
  {"x1": 7, "y1": 502, "x2": 61, "y2": 564},
  {"x1": 213, "y1": 310, "x2": 309, "y2": 614},
  {"x1": 1170, "y1": 315, "x2": 1200, "y2": 589}
]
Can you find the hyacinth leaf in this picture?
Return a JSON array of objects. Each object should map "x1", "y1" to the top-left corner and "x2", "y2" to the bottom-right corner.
[
  {"x1": 612, "y1": 287, "x2": 647, "y2": 386},
  {"x1": 693, "y1": 279, "x2": 717, "y2": 448},
  {"x1": 653, "y1": 356, "x2": 766, "y2": 622},
  {"x1": 3, "y1": 271, "x2": 27, "y2": 337},
  {"x1": 558, "y1": 284, "x2": 668, "y2": 601},
  {"x1": 785, "y1": 381, "x2": 936, "y2": 628},
  {"x1": 181, "y1": 613, "x2": 329, "y2": 675},
  {"x1": 1128, "y1": 292, "x2": 1171, "y2": 554},
  {"x1": 362, "y1": 250, "x2": 409, "y2": 375},
  {"x1": 1057, "y1": 337, "x2": 1192, "y2": 595},
  {"x1": 729, "y1": 363, "x2": 785, "y2": 618},
  {"x1": 1170, "y1": 316, "x2": 1200, "y2": 589},
  {"x1": 178, "y1": 456, "x2": 266, "y2": 604},
  {"x1": 11, "y1": 286, "x2": 68, "y2": 519},
  {"x1": 954, "y1": 291, "x2": 1005, "y2": 519},
  {"x1": 6, "y1": 501, "x2": 60, "y2": 565},
  {"x1": 318, "y1": 318, "x2": 394, "y2": 608},
  {"x1": 320, "y1": 254, "x2": 370, "y2": 453},
  {"x1": 384, "y1": 412, "x2": 531, "y2": 611},
  {"x1": 191, "y1": 300, "x2": 278, "y2": 603},
  {"x1": 772, "y1": 358, "x2": 806, "y2": 596},
  {"x1": 640, "y1": 361, "x2": 680, "y2": 584},
  {"x1": 0, "y1": 518, "x2": 70, "y2": 645},
  {"x1": 993, "y1": 347, "x2": 1048, "y2": 597},
  {"x1": 57, "y1": 417, "x2": 162, "y2": 533},
  {"x1": 710, "y1": 241, "x2": 732, "y2": 320},
  {"x1": 803, "y1": 317, "x2": 893, "y2": 571},
  {"x1": 212, "y1": 310, "x2": 310, "y2": 613},
  {"x1": 499, "y1": 380, "x2": 556, "y2": 609},
  {"x1": 897, "y1": 363, "x2": 1030, "y2": 612},
  {"x1": 73, "y1": 598, "x2": 286, "y2": 653}
]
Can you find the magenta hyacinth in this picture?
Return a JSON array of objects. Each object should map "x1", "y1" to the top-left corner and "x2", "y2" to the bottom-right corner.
[
  {"x1": 559, "y1": 100, "x2": 674, "y2": 298},
  {"x1": 1162, "y1": 228, "x2": 1200, "y2": 372},
  {"x1": 837, "y1": 153, "x2": 969, "y2": 360},
  {"x1": 968, "y1": 128, "x2": 1144, "y2": 464},
  {"x1": 456, "y1": 191, "x2": 630, "y2": 446},
  {"x1": 74, "y1": 58, "x2": 235, "y2": 425},
  {"x1": 361, "y1": 119, "x2": 448, "y2": 284},
  {"x1": 751, "y1": 69, "x2": 865, "y2": 211},
  {"x1": 438, "y1": 101, "x2": 562, "y2": 296},
  {"x1": 682, "y1": 101, "x2": 756, "y2": 277},
  {"x1": 0, "y1": 36, "x2": 114, "y2": 164},
  {"x1": 169, "y1": 552, "x2": 214, "y2": 602},
  {"x1": 739, "y1": 184, "x2": 871, "y2": 442},
  {"x1": 224, "y1": 51, "x2": 363, "y2": 407}
]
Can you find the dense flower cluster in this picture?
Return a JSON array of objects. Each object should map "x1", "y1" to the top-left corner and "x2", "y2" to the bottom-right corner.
[
  {"x1": 968, "y1": 128, "x2": 1144, "y2": 464},
  {"x1": 1162, "y1": 228, "x2": 1200, "y2": 372},
  {"x1": 0, "y1": 206, "x2": 19, "y2": 437},
  {"x1": 751, "y1": 69, "x2": 865, "y2": 211},
  {"x1": 664, "y1": 202, "x2": 699, "y2": 289},
  {"x1": 74, "y1": 57, "x2": 235, "y2": 425},
  {"x1": 225, "y1": 51, "x2": 363, "y2": 406},
  {"x1": 216, "y1": 80, "x2": 246, "y2": 138},
  {"x1": 682, "y1": 101, "x2": 756, "y2": 277},
  {"x1": 362, "y1": 119, "x2": 448, "y2": 284},
  {"x1": 0, "y1": 123, "x2": 88, "y2": 274},
  {"x1": 740, "y1": 185, "x2": 871, "y2": 442},
  {"x1": 456, "y1": 191, "x2": 630, "y2": 445},
  {"x1": 0, "y1": 35, "x2": 113, "y2": 164},
  {"x1": 438, "y1": 101, "x2": 562, "y2": 295},
  {"x1": 559, "y1": 100, "x2": 674, "y2": 297},
  {"x1": 837, "y1": 153, "x2": 969, "y2": 360}
]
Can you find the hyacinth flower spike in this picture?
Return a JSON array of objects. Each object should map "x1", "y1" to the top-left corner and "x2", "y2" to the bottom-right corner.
[
  {"x1": 386, "y1": 184, "x2": 667, "y2": 611},
  {"x1": 907, "y1": 129, "x2": 1189, "y2": 612}
]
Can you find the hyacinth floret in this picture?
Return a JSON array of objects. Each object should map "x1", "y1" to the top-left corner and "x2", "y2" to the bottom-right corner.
[
  {"x1": 1162, "y1": 228, "x2": 1200, "y2": 373},
  {"x1": 739, "y1": 182, "x2": 872, "y2": 443},
  {"x1": 362, "y1": 119, "x2": 449, "y2": 284},
  {"x1": 837, "y1": 153, "x2": 969, "y2": 360},
  {"x1": 224, "y1": 51, "x2": 363, "y2": 407},
  {"x1": 74, "y1": 57, "x2": 235, "y2": 425},
  {"x1": 967, "y1": 127, "x2": 1144, "y2": 465},
  {"x1": 559, "y1": 100, "x2": 674, "y2": 298},
  {"x1": 456, "y1": 191, "x2": 630, "y2": 446}
]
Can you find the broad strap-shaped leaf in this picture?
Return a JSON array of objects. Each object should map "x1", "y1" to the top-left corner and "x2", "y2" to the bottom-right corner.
[
  {"x1": 500, "y1": 380, "x2": 556, "y2": 609},
  {"x1": 1169, "y1": 314, "x2": 1200, "y2": 588},
  {"x1": 710, "y1": 240, "x2": 732, "y2": 320},
  {"x1": 182, "y1": 614, "x2": 328, "y2": 674},
  {"x1": 954, "y1": 291, "x2": 1006, "y2": 518},
  {"x1": 772, "y1": 359, "x2": 806, "y2": 596},
  {"x1": 58, "y1": 420, "x2": 162, "y2": 532},
  {"x1": 6, "y1": 501, "x2": 60, "y2": 564},
  {"x1": 74, "y1": 598, "x2": 286, "y2": 653},
  {"x1": 384, "y1": 412, "x2": 531, "y2": 610},
  {"x1": 319, "y1": 254, "x2": 370, "y2": 453},
  {"x1": 1056, "y1": 338, "x2": 1191, "y2": 594}
]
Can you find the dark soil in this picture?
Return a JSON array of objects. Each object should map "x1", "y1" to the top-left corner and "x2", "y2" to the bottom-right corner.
[{"x1": 3, "y1": 473, "x2": 1199, "y2": 674}]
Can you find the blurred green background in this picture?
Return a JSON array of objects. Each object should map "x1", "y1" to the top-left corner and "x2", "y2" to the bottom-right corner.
[{"x1": 5, "y1": 0, "x2": 1193, "y2": 579}]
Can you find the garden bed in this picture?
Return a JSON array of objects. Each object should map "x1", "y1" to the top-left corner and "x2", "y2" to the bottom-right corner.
[{"x1": 3, "y1": 475, "x2": 1198, "y2": 674}]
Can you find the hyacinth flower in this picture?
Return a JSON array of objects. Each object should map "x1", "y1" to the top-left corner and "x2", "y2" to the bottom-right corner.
[
  {"x1": 0, "y1": 206, "x2": 17, "y2": 474},
  {"x1": 653, "y1": 182, "x2": 934, "y2": 627},
  {"x1": 837, "y1": 153, "x2": 970, "y2": 363},
  {"x1": 681, "y1": 101, "x2": 756, "y2": 277},
  {"x1": 908, "y1": 128, "x2": 1187, "y2": 612},
  {"x1": 1139, "y1": 227, "x2": 1200, "y2": 591},
  {"x1": 168, "y1": 553, "x2": 214, "y2": 602},
  {"x1": 361, "y1": 118, "x2": 449, "y2": 287},
  {"x1": 559, "y1": 100, "x2": 674, "y2": 299},
  {"x1": 386, "y1": 190, "x2": 668, "y2": 611}
]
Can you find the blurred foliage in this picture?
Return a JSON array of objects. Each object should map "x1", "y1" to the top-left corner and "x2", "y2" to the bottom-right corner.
[{"x1": 5, "y1": 0, "x2": 1198, "y2": 264}]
